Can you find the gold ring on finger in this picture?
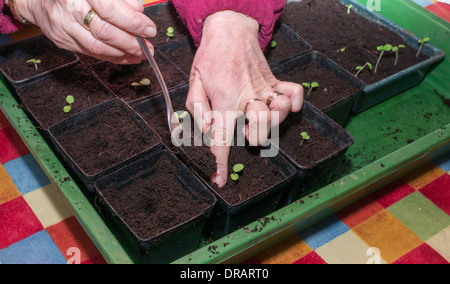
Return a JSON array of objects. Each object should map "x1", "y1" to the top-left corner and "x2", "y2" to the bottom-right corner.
[
  {"x1": 83, "y1": 8, "x2": 97, "y2": 31},
  {"x1": 266, "y1": 90, "x2": 285, "y2": 106}
]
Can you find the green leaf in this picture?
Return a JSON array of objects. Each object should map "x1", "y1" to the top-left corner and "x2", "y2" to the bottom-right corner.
[
  {"x1": 423, "y1": 37, "x2": 430, "y2": 42},
  {"x1": 384, "y1": 44, "x2": 393, "y2": 51},
  {"x1": 311, "y1": 82, "x2": 319, "y2": 88},
  {"x1": 179, "y1": 111, "x2": 188, "y2": 119},
  {"x1": 131, "y1": 82, "x2": 141, "y2": 87},
  {"x1": 399, "y1": 44, "x2": 405, "y2": 48},
  {"x1": 140, "y1": 78, "x2": 151, "y2": 86},
  {"x1": 270, "y1": 41, "x2": 277, "y2": 48},
  {"x1": 230, "y1": 173, "x2": 240, "y2": 181},
  {"x1": 367, "y1": 62, "x2": 373, "y2": 70},
  {"x1": 302, "y1": 83, "x2": 310, "y2": 88},
  {"x1": 377, "y1": 46, "x2": 384, "y2": 51},
  {"x1": 66, "y1": 95, "x2": 74, "y2": 105},
  {"x1": 63, "y1": 105, "x2": 71, "y2": 113},
  {"x1": 233, "y1": 164, "x2": 245, "y2": 173},
  {"x1": 34, "y1": 59, "x2": 41, "y2": 64},
  {"x1": 392, "y1": 46, "x2": 398, "y2": 52},
  {"x1": 356, "y1": 66, "x2": 362, "y2": 70}
]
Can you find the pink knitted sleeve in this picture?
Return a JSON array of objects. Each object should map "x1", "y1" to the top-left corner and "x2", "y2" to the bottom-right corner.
[
  {"x1": 172, "y1": 0, "x2": 286, "y2": 50},
  {"x1": 0, "y1": 0, "x2": 22, "y2": 34}
]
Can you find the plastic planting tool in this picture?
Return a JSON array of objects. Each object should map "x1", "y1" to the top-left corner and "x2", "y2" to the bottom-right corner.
[{"x1": 136, "y1": 37, "x2": 179, "y2": 134}]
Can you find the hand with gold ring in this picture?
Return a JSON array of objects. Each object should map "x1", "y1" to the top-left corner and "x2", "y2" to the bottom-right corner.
[
  {"x1": 13, "y1": 0, "x2": 157, "y2": 64},
  {"x1": 185, "y1": 11, "x2": 304, "y2": 188}
]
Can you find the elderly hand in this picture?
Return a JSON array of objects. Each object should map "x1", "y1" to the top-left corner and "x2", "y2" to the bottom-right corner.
[
  {"x1": 15, "y1": 0, "x2": 156, "y2": 64},
  {"x1": 186, "y1": 11, "x2": 304, "y2": 188}
]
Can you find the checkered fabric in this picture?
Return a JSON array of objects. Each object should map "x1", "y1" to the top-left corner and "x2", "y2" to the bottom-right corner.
[{"x1": 0, "y1": 0, "x2": 449, "y2": 264}]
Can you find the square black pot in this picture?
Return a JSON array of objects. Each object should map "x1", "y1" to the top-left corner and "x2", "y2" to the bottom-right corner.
[{"x1": 94, "y1": 150, "x2": 217, "y2": 264}]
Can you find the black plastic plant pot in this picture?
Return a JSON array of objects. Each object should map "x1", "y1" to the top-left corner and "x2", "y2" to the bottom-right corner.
[
  {"x1": 134, "y1": 84, "x2": 189, "y2": 153},
  {"x1": 0, "y1": 34, "x2": 78, "y2": 88},
  {"x1": 342, "y1": 0, "x2": 445, "y2": 113},
  {"x1": 157, "y1": 37, "x2": 197, "y2": 77},
  {"x1": 265, "y1": 22, "x2": 312, "y2": 68},
  {"x1": 15, "y1": 65, "x2": 115, "y2": 132},
  {"x1": 48, "y1": 99, "x2": 162, "y2": 192},
  {"x1": 179, "y1": 133, "x2": 297, "y2": 241},
  {"x1": 90, "y1": 51, "x2": 187, "y2": 105},
  {"x1": 143, "y1": 1, "x2": 191, "y2": 47},
  {"x1": 275, "y1": 101, "x2": 354, "y2": 206},
  {"x1": 272, "y1": 51, "x2": 365, "y2": 126},
  {"x1": 206, "y1": 153, "x2": 297, "y2": 241},
  {"x1": 94, "y1": 150, "x2": 217, "y2": 264}
]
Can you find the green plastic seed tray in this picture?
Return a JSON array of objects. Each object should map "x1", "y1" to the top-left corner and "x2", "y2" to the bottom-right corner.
[
  {"x1": 0, "y1": 0, "x2": 449, "y2": 263},
  {"x1": 341, "y1": 0, "x2": 446, "y2": 113}
]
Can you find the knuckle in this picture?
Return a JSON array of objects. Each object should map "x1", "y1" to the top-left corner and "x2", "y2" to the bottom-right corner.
[
  {"x1": 95, "y1": 0, "x2": 116, "y2": 21},
  {"x1": 89, "y1": 39, "x2": 106, "y2": 56},
  {"x1": 127, "y1": 15, "x2": 143, "y2": 32},
  {"x1": 94, "y1": 21, "x2": 115, "y2": 42}
]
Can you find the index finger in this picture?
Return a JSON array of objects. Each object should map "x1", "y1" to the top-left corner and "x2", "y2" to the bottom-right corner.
[
  {"x1": 87, "y1": 0, "x2": 157, "y2": 38},
  {"x1": 209, "y1": 110, "x2": 237, "y2": 188}
]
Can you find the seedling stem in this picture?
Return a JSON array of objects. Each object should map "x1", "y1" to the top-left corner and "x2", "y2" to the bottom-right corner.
[
  {"x1": 375, "y1": 44, "x2": 392, "y2": 73},
  {"x1": 302, "y1": 82, "x2": 319, "y2": 97},
  {"x1": 416, "y1": 37, "x2": 429, "y2": 57},
  {"x1": 27, "y1": 59, "x2": 41, "y2": 70},
  {"x1": 355, "y1": 62, "x2": 373, "y2": 77}
]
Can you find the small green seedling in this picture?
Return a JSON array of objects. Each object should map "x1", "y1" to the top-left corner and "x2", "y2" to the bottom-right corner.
[
  {"x1": 375, "y1": 44, "x2": 393, "y2": 73},
  {"x1": 27, "y1": 59, "x2": 41, "y2": 70},
  {"x1": 302, "y1": 82, "x2": 319, "y2": 97},
  {"x1": 131, "y1": 78, "x2": 151, "y2": 87},
  {"x1": 355, "y1": 62, "x2": 373, "y2": 77},
  {"x1": 166, "y1": 27, "x2": 175, "y2": 40},
  {"x1": 300, "y1": 131, "x2": 310, "y2": 145},
  {"x1": 270, "y1": 40, "x2": 277, "y2": 48},
  {"x1": 230, "y1": 163, "x2": 245, "y2": 181},
  {"x1": 63, "y1": 95, "x2": 75, "y2": 113},
  {"x1": 174, "y1": 111, "x2": 189, "y2": 124},
  {"x1": 417, "y1": 37, "x2": 429, "y2": 57},
  {"x1": 337, "y1": 47, "x2": 346, "y2": 53},
  {"x1": 345, "y1": 4, "x2": 353, "y2": 14},
  {"x1": 392, "y1": 44, "x2": 405, "y2": 65}
]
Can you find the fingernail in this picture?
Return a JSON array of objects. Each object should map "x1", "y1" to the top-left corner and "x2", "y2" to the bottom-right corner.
[
  {"x1": 144, "y1": 26, "x2": 157, "y2": 38},
  {"x1": 213, "y1": 174, "x2": 226, "y2": 188}
]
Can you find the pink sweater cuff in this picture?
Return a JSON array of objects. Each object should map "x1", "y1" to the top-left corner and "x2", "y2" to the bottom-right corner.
[
  {"x1": 172, "y1": 0, "x2": 285, "y2": 50},
  {"x1": 1, "y1": 0, "x2": 22, "y2": 34}
]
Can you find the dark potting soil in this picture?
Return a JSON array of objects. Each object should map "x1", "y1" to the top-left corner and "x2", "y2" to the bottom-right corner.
[
  {"x1": 160, "y1": 42, "x2": 197, "y2": 77},
  {"x1": 136, "y1": 92, "x2": 187, "y2": 152},
  {"x1": 280, "y1": 0, "x2": 427, "y2": 84},
  {"x1": 17, "y1": 66, "x2": 114, "y2": 129},
  {"x1": 54, "y1": 104, "x2": 159, "y2": 176},
  {"x1": 145, "y1": 3, "x2": 190, "y2": 47},
  {"x1": 264, "y1": 23, "x2": 306, "y2": 65},
  {"x1": 91, "y1": 53, "x2": 187, "y2": 103},
  {"x1": 76, "y1": 53, "x2": 102, "y2": 67},
  {"x1": 182, "y1": 129, "x2": 285, "y2": 206},
  {"x1": 278, "y1": 61, "x2": 358, "y2": 111},
  {"x1": 0, "y1": 38, "x2": 77, "y2": 82},
  {"x1": 101, "y1": 155, "x2": 210, "y2": 240},
  {"x1": 279, "y1": 113, "x2": 342, "y2": 167}
]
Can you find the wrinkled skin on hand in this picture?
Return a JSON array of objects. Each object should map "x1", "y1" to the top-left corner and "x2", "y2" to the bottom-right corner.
[
  {"x1": 16, "y1": 0, "x2": 157, "y2": 64},
  {"x1": 186, "y1": 11, "x2": 304, "y2": 187}
]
